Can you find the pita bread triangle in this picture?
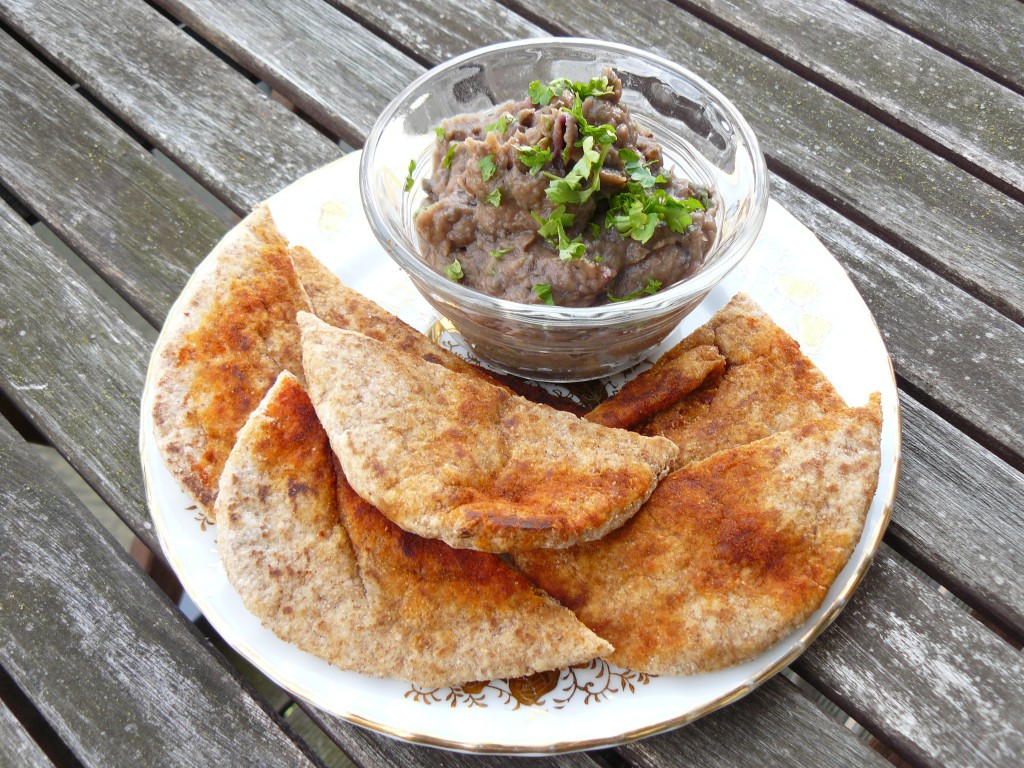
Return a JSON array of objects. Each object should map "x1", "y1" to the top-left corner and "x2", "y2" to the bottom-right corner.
[
  {"x1": 151, "y1": 206, "x2": 313, "y2": 515},
  {"x1": 511, "y1": 395, "x2": 882, "y2": 675},
  {"x1": 215, "y1": 372, "x2": 611, "y2": 686},
  {"x1": 297, "y1": 312, "x2": 679, "y2": 552},
  {"x1": 589, "y1": 293, "x2": 847, "y2": 469}
]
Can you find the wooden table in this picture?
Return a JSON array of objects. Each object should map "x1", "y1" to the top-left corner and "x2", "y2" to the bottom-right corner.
[{"x1": 1, "y1": 1, "x2": 1022, "y2": 765}]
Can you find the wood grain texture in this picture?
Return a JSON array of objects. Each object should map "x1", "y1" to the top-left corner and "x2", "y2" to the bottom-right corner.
[
  {"x1": 0, "y1": 416, "x2": 324, "y2": 768},
  {"x1": 301, "y1": 707, "x2": 612, "y2": 768},
  {"x1": 618, "y1": 675, "x2": 890, "y2": 767},
  {"x1": 0, "y1": 0, "x2": 340, "y2": 213},
  {"x1": 504, "y1": 0, "x2": 1024, "y2": 322},
  {"x1": 327, "y1": 0, "x2": 545, "y2": 65},
  {"x1": 0, "y1": 702, "x2": 55, "y2": 768},
  {"x1": 678, "y1": 0, "x2": 1024, "y2": 195},
  {"x1": 0, "y1": 28, "x2": 223, "y2": 327},
  {"x1": 852, "y1": 0, "x2": 1024, "y2": 92},
  {"x1": 893, "y1": 392, "x2": 1024, "y2": 636},
  {"x1": 0, "y1": 199, "x2": 157, "y2": 552},
  {"x1": 794, "y1": 547, "x2": 1024, "y2": 768},
  {"x1": 152, "y1": 0, "x2": 422, "y2": 145},
  {"x1": 768, "y1": 173, "x2": 1024, "y2": 464}
]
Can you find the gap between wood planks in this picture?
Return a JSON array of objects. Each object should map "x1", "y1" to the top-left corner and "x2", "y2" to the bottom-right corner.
[{"x1": 662, "y1": 0, "x2": 1024, "y2": 207}]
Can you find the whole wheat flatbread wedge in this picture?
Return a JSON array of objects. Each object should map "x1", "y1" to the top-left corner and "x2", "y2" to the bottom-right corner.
[
  {"x1": 589, "y1": 294, "x2": 847, "y2": 469},
  {"x1": 512, "y1": 395, "x2": 882, "y2": 675},
  {"x1": 215, "y1": 372, "x2": 611, "y2": 686},
  {"x1": 150, "y1": 207, "x2": 313, "y2": 516},
  {"x1": 297, "y1": 312, "x2": 679, "y2": 552}
]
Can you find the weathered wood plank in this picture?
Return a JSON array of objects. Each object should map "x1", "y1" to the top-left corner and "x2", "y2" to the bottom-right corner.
[
  {"x1": 150, "y1": 0, "x2": 422, "y2": 145},
  {"x1": 503, "y1": 0, "x2": 1024, "y2": 322},
  {"x1": 0, "y1": 700, "x2": 55, "y2": 768},
  {"x1": 0, "y1": 0, "x2": 340, "y2": 213},
  {"x1": 794, "y1": 547, "x2": 1024, "y2": 768},
  {"x1": 0, "y1": 27, "x2": 223, "y2": 326},
  {"x1": 893, "y1": 392, "x2": 1024, "y2": 635},
  {"x1": 678, "y1": 0, "x2": 1024, "y2": 196},
  {"x1": 768, "y1": 173, "x2": 1024, "y2": 464},
  {"x1": 301, "y1": 707, "x2": 610, "y2": 768},
  {"x1": 851, "y1": 0, "x2": 1024, "y2": 93},
  {"x1": 324, "y1": 0, "x2": 545, "y2": 64},
  {"x1": 0, "y1": 198, "x2": 157, "y2": 552},
  {"x1": 0, "y1": 416, "x2": 324, "y2": 768},
  {"x1": 618, "y1": 675, "x2": 890, "y2": 768}
]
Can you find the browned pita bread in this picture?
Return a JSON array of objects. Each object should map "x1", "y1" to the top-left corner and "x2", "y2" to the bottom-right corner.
[
  {"x1": 215, "y1": 372, "x2": 611, "y2": 686},
  {"x1": 591, "y1": 294, "x2": 847, "y2": 469},
  {"x1": 151, "y1": 207, "x2": 313, "y2": 515},
  {"x1": 512, "y1": 396, "x2": 882, "y2": 675},
  {"x1": 297, "y1": 312, "x2": 679, "y2": 552}
]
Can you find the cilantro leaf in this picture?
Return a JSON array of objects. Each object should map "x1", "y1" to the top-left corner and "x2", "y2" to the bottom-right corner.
[
  {"x1": 484, "y1": 114, "x2": 512, "y2": 134},
  {"x1": 442, "y1": 144, "x2": 456, "y2": 169},
  {"x1": 443, "y1": 260, "x2": 464, "y2": 281},
  {"x1": 489, "y1": 247, "x2": 510, "y2": 260},
  {"x1": 477, "y1": 154, "x2": 497, "y2": 181},
  {"x1": 518, "y1": 145, "x2": 553, "y2": 175},
  {"x1": 404, "y1": 159, "x2": 416, "y2": 192},
  {"x1": 533, "y1": 283, "x2": 555, "y2": 305},
  {"x1": 608, "y1": 277, "x2": 663, "y2": 302},
  {"x1": 484, "y1": 188, "x2": 502, "y2": 207}
]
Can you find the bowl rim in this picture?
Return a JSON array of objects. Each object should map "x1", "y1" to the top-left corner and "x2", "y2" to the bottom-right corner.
[{"x1": 360, "y1": 36, "x2": 769, "y2": 326}]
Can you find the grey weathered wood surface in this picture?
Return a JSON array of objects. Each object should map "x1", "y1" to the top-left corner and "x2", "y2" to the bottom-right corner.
[
  {"x1": 0, "y1": 27, "x2": 221, "y2": 327},
  {"x1": 0, "y1": 198, "x2": 159, "y2": 552},
  {"x1": 504, "y1": 0, "x2": 1024, "y2": 323},
  {"x1": 794, "y1": 547, "x2": 1024, "y2": 768},
  {"x1": 0, "y1": 0, "x2": 340, "y2": 214},
  {"x1": 0, "y1": 701, "x2": 55, "y2": 768},
  {"x1": 617, "y1": 675, "x2": 891, "y2": 768},
  {"x1": 850, "y1": 0, "x2": 1024, "y2": 92},
  {"x1": 0, "y1": 414, "x2": 324, "y2": 768},
  {"x1": 677, "y1": 0, "x2": 1024, "y2": 196}
]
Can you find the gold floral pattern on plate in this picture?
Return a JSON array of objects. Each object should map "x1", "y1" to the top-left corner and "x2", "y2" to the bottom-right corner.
[{"x1": 405, "y1": 659, "x2": 653, "y2": 710}]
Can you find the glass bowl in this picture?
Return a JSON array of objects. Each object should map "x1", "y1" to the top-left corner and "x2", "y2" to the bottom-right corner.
[{"x1": 360, "y1": 38, "x2": 768, "y2": 382}]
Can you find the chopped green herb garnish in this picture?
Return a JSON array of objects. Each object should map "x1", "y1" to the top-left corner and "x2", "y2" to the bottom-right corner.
[
  {"x1": 434, "y1": 126, "x2": 445, "y2": 141},
  {"x1": 489, "y1": 247, "x2": 511, "y2": 260},
  {"x1": 484, "y1": 114, "x2": 512, "y2": 134},
  {"x1": 590, "y1": 222, "x2": 601, "y2": 239},
  {"x1": 532, "y1": 205, "x2": 575, "y2": 242},
  {"x1": 477, "y1": 154, "x2": 497, "y2": 181},
  {"x1": 608, "y1": 277, "x2": 663, "y2": 302},
  {"x1": 442, "y1": 144, "x2": 456, "y2": 169},
  {"x1": 607, "y1": 182, "x2": 706, "y2": 243},
  {"x1": 593, "y1": 254, "x2": 604, "y2": 263},
  {"x1": 484, "y1": 188, "x2": 502, "y2": 206},
  {"x1": 545, "y1": 136, "x2": 609, "y2": 205},
  {"x1": 518, "y1": 145, "x2": 552, "y2": 175},
  {"x1": 619, "y1": 148, "x2": 666, "y2": 189},
  {"x1": 404, "y1": 159, "x2": 416, "y2": 192},
  {"x1": 533, "y1": 283, "x2": 555, "y2": 305},
  {"x1": 528, "y1": 76, "x2": 615, "y2": 107},
  {"x1": 443, "y1": 260, "x2": 464, "y2": 281}
]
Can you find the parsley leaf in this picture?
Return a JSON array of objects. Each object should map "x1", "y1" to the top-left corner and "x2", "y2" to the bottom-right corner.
[
  {"x1": 443, "y1": 260, "x2": 464, "y2": 281},
  {"x1": 608, "y1": 277, "x2": 663, "y2": 302},
  {"x1": 434, "y1": 126, "x2": 445, "y2": 141},
  {"x1": 533, "y1": 283, "x2": 555, "y2": 305},
  {"x1": 442, "y1": 144, "x2": 456, "y2": 169},
  {"x1": 545, "y1": 138, "x2": 609, "y2": 205},
  {"x1": 529, "y1": 79, "x2": 567, "y2": 106},
  {"x1": 518, "y1": 145, "x2": 553, "y2": 175},
  {"x1": 484, "y1": 188, "x2": 502, "y2": 207},
  {"x1": 484, "y1": 114, "x2": 512, "y2": 134},
  {"x1": 477, "y1": 154, "x2": 497, "y2": 181},
  {"x1": 489, "y1": 247, "x2": 510, "y2": 260},
  {"x1": 404, "y1": 159, "x2": 416, "y2": 192},
  {"x1": 532, "y1": 205, "x2": 575, "y2": 242},
  {"x1": 528, "y1": 76, "x2": 614, "y2": 107}
]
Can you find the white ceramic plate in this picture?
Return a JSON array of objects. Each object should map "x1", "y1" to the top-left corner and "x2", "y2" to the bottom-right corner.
[{"x1": 140, "y1": 151, "x2": 900, "y2": 754}]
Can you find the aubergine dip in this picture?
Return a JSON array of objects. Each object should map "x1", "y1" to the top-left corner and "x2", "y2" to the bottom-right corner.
[{"x1": 412, "y1": 69, "x2": 717, "y2": 307}]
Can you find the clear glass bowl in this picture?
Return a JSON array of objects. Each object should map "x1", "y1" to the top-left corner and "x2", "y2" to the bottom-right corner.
[{"x1": 360, "y1": 38, "x2": 768, "y2": 382}]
